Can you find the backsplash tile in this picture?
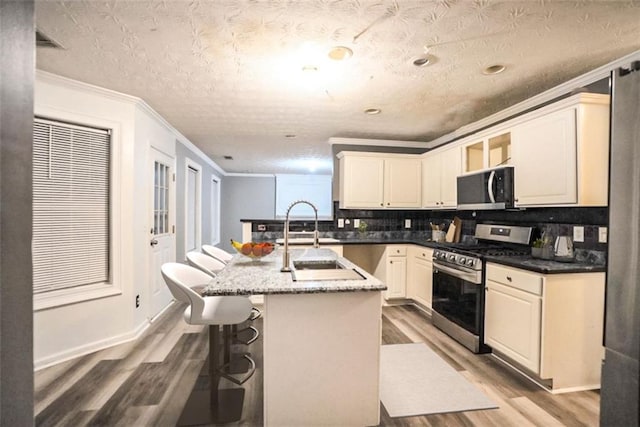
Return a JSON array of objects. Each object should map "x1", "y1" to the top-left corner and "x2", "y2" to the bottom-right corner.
[{"x1": 249, "y1": 204, "x2": 608, "y2": 254}]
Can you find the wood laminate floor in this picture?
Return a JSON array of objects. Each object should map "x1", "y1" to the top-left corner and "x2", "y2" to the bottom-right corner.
[{"x1": 35, "y1": 302, "x2": 599, "y2": 426}]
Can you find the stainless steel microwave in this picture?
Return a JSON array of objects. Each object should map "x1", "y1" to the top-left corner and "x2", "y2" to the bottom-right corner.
[{"x1": 456, "y1": 166, "x2": 515, "y2": 210}]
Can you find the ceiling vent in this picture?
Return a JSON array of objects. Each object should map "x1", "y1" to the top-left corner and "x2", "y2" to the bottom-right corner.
[{"x1": 36, "y1": 30, "x2": 64, "y2": 49}]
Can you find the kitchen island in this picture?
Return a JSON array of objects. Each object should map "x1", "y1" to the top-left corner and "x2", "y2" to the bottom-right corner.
[{"x1": 203, "y1": 248, "x2": 386, "y2": 427}]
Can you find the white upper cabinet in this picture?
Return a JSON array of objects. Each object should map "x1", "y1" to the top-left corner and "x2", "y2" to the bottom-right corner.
[
  {"x1": 511, "y1": 108, "x2": 577, "y2": 205},
  {"x1": 510, "y1": 93, "x2": 610, "y2": 207},
  {"x1": 421, "y1": 146, "x2": 461, "y2": 209},
  {"x1": 338, "y1": 154, "x2": 385, "y2": 208},
  {"x1": 462, "y1": 131, "x2": 511, "y2": 173},
  {"x1": 338, "y1": 152, "x2": 421, "y2": 209}
]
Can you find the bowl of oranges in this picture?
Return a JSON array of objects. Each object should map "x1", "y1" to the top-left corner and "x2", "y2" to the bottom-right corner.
[{"x1": 230, "y1": 239, "x2": 276, "y2": 259}]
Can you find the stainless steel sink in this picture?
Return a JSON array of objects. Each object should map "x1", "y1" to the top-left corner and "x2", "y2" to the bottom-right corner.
[
  {"x1": 293, "y1": 260, "x2": 345, "y2": 270},
  {"x1": 290, "y1": 260, "x2": 365, "y2": 281}
]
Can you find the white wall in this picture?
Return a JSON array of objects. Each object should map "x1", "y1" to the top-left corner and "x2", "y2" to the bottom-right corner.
[
  {"x1": 34, "y1": 72, "x2": 141, "y2": 368},
  {"x1": 33, "y1": 71, "x2": 223, "y2": 369}
]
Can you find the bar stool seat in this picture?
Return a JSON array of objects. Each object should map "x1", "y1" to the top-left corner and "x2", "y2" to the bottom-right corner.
[
  {"x1": 202, "y1": 244, "x2": 234, "y2": 264},
  {"x1": 161, "y1": 263, "x2": 257, "y2": 424}
]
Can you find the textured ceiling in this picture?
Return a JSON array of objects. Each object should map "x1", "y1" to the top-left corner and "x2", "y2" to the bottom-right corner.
[{"x1": 35, "y1": 0, "x2": 640, "y2": 174}]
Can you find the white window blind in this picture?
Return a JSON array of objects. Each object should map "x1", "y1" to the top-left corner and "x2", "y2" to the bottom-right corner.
[{"x1": 32, "y1": 118, "x2": 111, "y2": 294}]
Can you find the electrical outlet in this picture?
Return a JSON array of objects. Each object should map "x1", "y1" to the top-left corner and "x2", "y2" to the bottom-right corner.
[
  {"x1": 353, "y1": 219, "x2": 360, "y2": 228},
  {"x1": 573, "y1": 226, "x2": 584, "y2": 242},
  {"x1": 337, "y1": 218, "x2": 345, "y2": 228},
  {"x1": 404, "y1": 219, "x2": 411, "y2": 229},
  {"x1": 599, "y1": 227, "x2": 608, "y2": 243}
]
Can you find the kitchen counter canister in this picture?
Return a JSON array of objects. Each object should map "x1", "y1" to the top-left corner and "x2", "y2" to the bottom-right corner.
[{"x1": 202, "y1": 247, "x2": 386, "y2": 295}]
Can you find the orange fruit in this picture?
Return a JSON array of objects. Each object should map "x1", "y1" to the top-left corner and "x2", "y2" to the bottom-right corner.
[
  {"x1": 252, "y1": 244, "x2": 263, "y2": 257},
  {"x1": 241, "y1": 242, "x2": 253, "y2": 255}
]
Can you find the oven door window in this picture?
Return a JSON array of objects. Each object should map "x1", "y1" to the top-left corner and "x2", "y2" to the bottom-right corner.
[{"x1": 432, "y1": 267, "x2": 481, "y2": 335}]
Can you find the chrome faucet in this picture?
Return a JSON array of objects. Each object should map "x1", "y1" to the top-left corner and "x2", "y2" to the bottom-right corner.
[{"x1": 281, "y1": 200, "x2": 319, "y2": 272}]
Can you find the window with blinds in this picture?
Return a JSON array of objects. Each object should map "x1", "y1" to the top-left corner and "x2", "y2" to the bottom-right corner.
[{"x1": 33, "y1": 118, "x2": 111, "y2": 294}]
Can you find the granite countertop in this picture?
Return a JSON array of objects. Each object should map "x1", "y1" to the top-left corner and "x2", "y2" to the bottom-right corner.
[
  {"x1": 325, "y1": 238, "x2": 606, "y2": 274},
  {"x1": 202, "y1": 247, "x2": 386, "y2": 296},
  {"x1": 484, "y1": 255, "x2": 606, "y2": 274}
]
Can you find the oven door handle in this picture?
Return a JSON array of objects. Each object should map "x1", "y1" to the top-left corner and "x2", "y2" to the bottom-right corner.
[{"x1": 432, "y1": 261, "x2": 481, "y2": 284}]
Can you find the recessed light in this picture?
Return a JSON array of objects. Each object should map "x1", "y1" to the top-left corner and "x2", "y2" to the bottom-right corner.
[
  {"x1": 413, "y1": 56, "x2": 431, "y2": 67},
  {"x1": 302, "y1": 65, "x2": 318, "y2": 72},
  {"x1": 483, "y1": 64, "x2": 506, "y2": 75},
  {"x1": 285, "y1": 134, "x2": 297, "y2": 138},
  {"x1": 364, "y1": 108, "x2": 381, "y2": 115},
  {"x1": 328, "y1": 46, "x2": 353, "y2": 61}
]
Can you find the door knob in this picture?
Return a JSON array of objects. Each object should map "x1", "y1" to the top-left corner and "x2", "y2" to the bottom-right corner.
[{"x1": 150, "y1": 238, "x2": 159, "y2": 247}]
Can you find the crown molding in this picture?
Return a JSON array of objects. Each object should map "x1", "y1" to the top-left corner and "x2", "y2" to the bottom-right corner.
[
  {"x1": 37, "y1": 69, "x2": 227, "y2": 175},
  {"x1": 225, "y1": 173, "x2": 276, "y2": 178},
  {"x1": 328, "y1": 137, "x2": 428, "y2": 148},
  {"x1": 426, "y1": 48, "x2": 640, "y2": 149}
]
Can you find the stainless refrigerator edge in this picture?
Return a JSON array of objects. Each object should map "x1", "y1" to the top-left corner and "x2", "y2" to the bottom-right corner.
[{"x1": 600, "y1": 61, "x2": 640, "y2": 426}]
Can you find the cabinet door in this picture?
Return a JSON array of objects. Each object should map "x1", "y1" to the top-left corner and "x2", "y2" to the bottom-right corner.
[
  {"x1": 511, "y1": 108, "x2": 577, "y2": 206},
  {"x1": 485, "y1": 280, "x2": 542, "y2": 374},
  {"x1": 385, "y1": 256, "x2": 407, "y2": 299},
  {"x1": 384, "y1": 158, "x2": 421, "y2": 208},
  {"x1": 407, "y1": 256, "x2": 432, "y2": 308},
  {"x1": 340, "y1": 156, "x2": 385, "y2": 208},
  {"x1": 421, "y1": 154, "x2": 442, "y2": 208},
  {"x1": 439, "y1": 146, "x2": 462, "y2": 207}
]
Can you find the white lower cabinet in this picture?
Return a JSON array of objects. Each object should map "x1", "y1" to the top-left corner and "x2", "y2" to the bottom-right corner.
[
  {"x1": 373, "y1": 245, "x2": 407, "y2": 300},
  {"x1": 406, "y1": 246, "x2": 433, "y2": 309},
  {"x1": 485, "y1": 280, "x2": 542, "y2": 373},
  {"x1": 484, "y1": 263, "x2": 605, "y2": 392}
]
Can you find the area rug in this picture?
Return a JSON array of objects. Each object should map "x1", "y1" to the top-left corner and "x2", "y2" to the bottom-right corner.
[{"x1": 380, "y1": 343, "x2": 498, "y2": 417}]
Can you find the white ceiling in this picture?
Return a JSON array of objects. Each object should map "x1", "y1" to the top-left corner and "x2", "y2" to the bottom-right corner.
[{"x1": 35, "y1": 0, "x2": 640, "y2": 175}]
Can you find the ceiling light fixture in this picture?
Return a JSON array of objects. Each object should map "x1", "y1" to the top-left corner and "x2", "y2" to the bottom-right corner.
[
  {"x1": 328, "y1": 46, "x2": 353, "y2": 61},
  {"x1": 413, "y1": 57, "x2": 431, "y2": 67},
  {"x1": 483, "y1": 64, "x2": 506, "y2": 75},
  {"x1": 364, "y1": 108, "x2": 381, "y2": 115}
]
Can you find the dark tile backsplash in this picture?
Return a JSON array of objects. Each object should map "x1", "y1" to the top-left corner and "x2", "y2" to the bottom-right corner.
[{"x1": 249, "y1": 203, "x2": 608, "y2": 252}]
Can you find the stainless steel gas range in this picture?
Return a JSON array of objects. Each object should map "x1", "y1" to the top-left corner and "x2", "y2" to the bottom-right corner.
[{"x1": 431, "y1": 224, "x2": 533, "y2": 353}]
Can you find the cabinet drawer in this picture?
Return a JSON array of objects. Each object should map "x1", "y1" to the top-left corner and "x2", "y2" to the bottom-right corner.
[
  {"x1": 413, "y1": 247, "x2": 433, "y2": 260},
  {"x1": 387, "y1": 246, "x2": 407, "y2": 256},
  {"x1": 486, "y1": 264, "x2": 543, "y2": 295}
]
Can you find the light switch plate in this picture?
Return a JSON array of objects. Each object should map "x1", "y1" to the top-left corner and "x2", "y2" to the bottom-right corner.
[
  {"x1": 337, "y1": 218, "x2": 345, "y2": 228},
  {"x1": 599, "y1": 227, "x2": 607, "y2": 243},
  {"x1": 573, "y1": 226, "x2": 584, "y2": 242},
  {"x1": 353, "y1": 219, "x2": 360, "y2": 228},
  {"x1": 404, "y1": 219, "x2": 411, "y2": 228}
]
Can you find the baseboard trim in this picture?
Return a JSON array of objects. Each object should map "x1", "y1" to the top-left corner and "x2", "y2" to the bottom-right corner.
[{"x1": 34, "y1": 317, "x2": 152, "y2": 371}]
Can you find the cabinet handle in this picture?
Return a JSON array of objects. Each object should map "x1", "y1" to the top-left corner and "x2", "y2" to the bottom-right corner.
[
  {"x1": 380, "y1": 203, "x2": 383, "y2": 206},
  {"x1": 506, "y1": 276, "x2": 512, "y2": 282},
  {"x1": 387, "y1": 202, "x2": 390, "y2": 206},
  {"x1": 390, "y1": 260, "x2": 393, "y2": 264},
  {"x1": 514, "y1": 198, "x2": 519, "y2": 203}
]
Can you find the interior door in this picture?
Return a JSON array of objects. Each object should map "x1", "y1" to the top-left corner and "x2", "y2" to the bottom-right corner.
[{"x1": 149, "y1": 147, "x2": 175, "y2": 319}]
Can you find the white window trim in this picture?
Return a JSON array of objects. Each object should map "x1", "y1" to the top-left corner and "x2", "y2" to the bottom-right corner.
[
  {"x1": 33, "y1": 106, "x2": 123, "y2": 311},
  {"x1": 184, "y1": 158, "x2": 202, "y2": 257},
  {"x1": 210, "y1": 175, "x2": 221, "y2": 246}
]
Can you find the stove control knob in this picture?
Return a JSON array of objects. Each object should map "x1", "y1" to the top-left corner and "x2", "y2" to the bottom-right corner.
[
  {"x1": 448, "y1": 254, "x2": 456, "y2": 262},
  {"x1": 466, "y1": 259, "x2": 475, "y2": 267},
  {"x1": 458, "y1": 257, "x2": 466, "y2": 265}
]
